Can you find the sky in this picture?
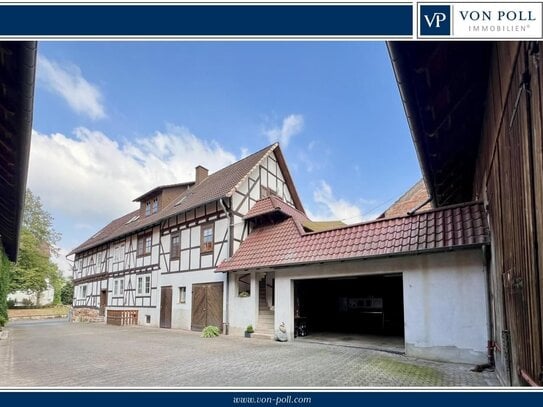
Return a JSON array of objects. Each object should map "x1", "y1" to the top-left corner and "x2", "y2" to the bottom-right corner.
[{"x1": 28, "y1": 41, "x2": 422, "y2": 276}]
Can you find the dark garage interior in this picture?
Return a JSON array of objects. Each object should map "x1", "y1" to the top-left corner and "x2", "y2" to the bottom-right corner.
[{"x1": 293, "y1": 273, "x2": 404, "y2": 349}]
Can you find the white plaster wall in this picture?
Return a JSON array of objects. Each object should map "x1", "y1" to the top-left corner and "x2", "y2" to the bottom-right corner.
[
  {"x1": 402, "y1": 252, "x2": 489, "y2": 364},
  {"x1": 268, "y1": 249, "x2": 489, "y2": 364},
  {"x1": 227, "y1": 271, "x2": 258, "y2": 335},
  {"x1": 159, "y1": 270, "x2": 226, "y2": 330}
]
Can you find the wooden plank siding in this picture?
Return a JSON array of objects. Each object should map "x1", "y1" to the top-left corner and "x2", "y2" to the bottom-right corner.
[{"x1": 474, "y1": 42, "x2": 543, "y2": 386}]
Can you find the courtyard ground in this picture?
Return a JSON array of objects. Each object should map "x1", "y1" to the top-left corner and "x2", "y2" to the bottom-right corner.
[{"x1": 0, "y1": 319, "x2": 499, "y2": 387}]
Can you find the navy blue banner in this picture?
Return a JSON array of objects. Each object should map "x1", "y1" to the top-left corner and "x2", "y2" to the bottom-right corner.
[
  {"x1": 0, "y1": 392, "x2": 543, "y2": 406},
  {"x1": 0, "y1": 5, "x2": 412, "y2": 37}
]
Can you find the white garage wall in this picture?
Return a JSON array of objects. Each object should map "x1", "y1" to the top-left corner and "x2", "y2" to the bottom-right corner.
[{"x1": 270, "y1": 249, "x2": 489, "y2": 365}]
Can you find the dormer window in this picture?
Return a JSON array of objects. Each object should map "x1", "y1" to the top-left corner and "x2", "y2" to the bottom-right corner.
[{"x1": 145, "y1": 197, "x2": 159, "y2": 217}]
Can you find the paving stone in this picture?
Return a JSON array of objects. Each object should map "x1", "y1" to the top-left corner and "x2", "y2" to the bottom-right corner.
[{"x1": 0, "y1": 320, "x2": 500, "y2": 387}]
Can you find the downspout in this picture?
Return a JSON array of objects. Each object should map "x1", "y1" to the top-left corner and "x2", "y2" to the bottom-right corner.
[
  {"x1": 407, "y1": 195, "x2": 433, "y2": 216},
  {"x1": 472, "y1": 244, "x2": 495, "y2": 372},
  {"x1": 219, "y1": 198, "x2": 232, "y2": 335}
]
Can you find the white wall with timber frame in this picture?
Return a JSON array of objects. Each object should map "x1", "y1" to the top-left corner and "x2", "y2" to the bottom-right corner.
[
  {"x1": 158, "y1": 201, "x2": 229, "y2": 329},
  {"x1": 231, "y1": 150, "x2": 295, "y2": 253},
  {"x1": 72, "y1": 225, "x2": 161, "y2": 313}
]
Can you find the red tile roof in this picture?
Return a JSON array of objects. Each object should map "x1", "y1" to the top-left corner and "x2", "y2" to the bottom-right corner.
[
  {"x1": 70, "y1": 143, "x2": 303, "y2": 255},
  {"x1": 245, "y1": 195, "x2": 309, "y2": 223},
  {"x1": 216, "y1": 201, "x2": 489, "y2": 272}
]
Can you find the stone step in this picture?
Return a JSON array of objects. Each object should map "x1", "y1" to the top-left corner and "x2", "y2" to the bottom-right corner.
[
  {"x1": 259, "y1": 310, "x2": 274, "y2": 315},
  {"x1": 258, "y1": 313, "x2": 274, "y2": 320},
  {"x1": 252, "y1": 332, "x2": 273, "y2": 340}
]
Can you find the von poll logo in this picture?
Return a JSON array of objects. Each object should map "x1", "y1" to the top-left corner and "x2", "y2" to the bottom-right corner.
[{"x1": 420, "y1": 5, "x2": 451, "y2": 35}]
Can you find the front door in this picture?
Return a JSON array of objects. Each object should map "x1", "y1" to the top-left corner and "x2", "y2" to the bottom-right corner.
[
  {"x1": 99, "y1": 290, "x2": 107, "y2": 316},
  {"x1": 160, "y1": 286, "x2": 172, "y2": 328},
  {"x1": 191, "y1": 282, "x2": 223, "y2": 331}
]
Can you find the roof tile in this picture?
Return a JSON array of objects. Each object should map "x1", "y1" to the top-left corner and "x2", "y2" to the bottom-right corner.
[{"x1": 217, "y1": 201, "x2": 489, "y2": 272}]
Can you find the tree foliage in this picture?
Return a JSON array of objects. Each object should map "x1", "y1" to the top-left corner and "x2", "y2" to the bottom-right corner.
[
  {"x1": 22, "y1": 189, "x2": 61, "y2": 257},
  {"x1": 0, "y1": 251, "x2": 10, "y2": 327},
  {"x1": 60, "y1": 279, "x2": 74, "y2": 305},
  {"x1": 9, "y1": 190, "x2": 63, "y2": 305}
]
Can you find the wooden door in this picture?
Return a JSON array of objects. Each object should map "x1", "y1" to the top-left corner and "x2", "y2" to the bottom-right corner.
[
  {"x1": 160, "y1": 286, "x2": 172, "y2": 328},
  {"x1": 206, "y1": 283, "x2": 223, "y2": 329},
  {"x1": 191, "y1": 284, "x2": 207, "y2": 331},
  {"x1": 99, "y1": 290, "x2": 107, "y2": 316},
  {"x1": 191, "y1": 282, "x2": 223, "y2": 331}
]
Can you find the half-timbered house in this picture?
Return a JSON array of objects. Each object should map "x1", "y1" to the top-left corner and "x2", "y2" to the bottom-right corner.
[{"x1": 69, "y1": 143, "x2": 303, "y2": 331}]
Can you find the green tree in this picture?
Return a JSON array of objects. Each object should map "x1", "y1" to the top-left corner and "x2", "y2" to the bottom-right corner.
[
  {"x1": 60, "y1": 278, "x2": 74, "y2": 305},
  {"x1": 0, "y1": 251, "x2": 10, "y2": 327},
  {"x1": 22, "y1": 189, "x2": 61, "y2": 256},
  {"x1": 9, "y1": 190, "x2": 62, "y2": 305},
  {"x1": 10, "y1": 229, "x2": 59, "y2": 304}
]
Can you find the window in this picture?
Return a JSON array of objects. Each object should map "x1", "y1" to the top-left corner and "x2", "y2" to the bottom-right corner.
[
  {"x1": 113, "y1": 279, "x2": 124, "y2": 296},
  {"x1": 145, "y1": 197, "x2": 159, "y2": 216},
  {"x1": 170, "y1": 233, "x2": 181, "y2": 260},
  {"x1": 81, "y1": 285, "x2": 87, "y2": 298},
  {"x1": 137, "y1": 276, "x2": 151, "y2": 295},
  {"x1": 145, "y1": 315, "x2": 151, "y2": 324},
  {"x1": 238, "y1": 274, "x2": 250, "y2": 297},
  {"x1": 137, "y1": 233, "x2": 152, "y2": 256},
  {"x1": 114, "y1": 244, "x2": 124, "y2": 262},
  {"x1": 260, "y1": 186, "x2": 277, "y2": 198},
  {"x1": 201, "y1": 224, "x2": 214, "y2": 253},
  {"x1": 145, "y1": 276, "x2": 151, "y2": 294},
  {"x1": 179, "y1": 287, "x2": 186, "y2": 303}
]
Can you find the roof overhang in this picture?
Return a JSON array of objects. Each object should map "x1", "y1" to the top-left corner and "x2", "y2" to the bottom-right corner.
[
  {"x1": 387, "y1": 41, "x2": 492, "y2": 207},
  {"x1": 0, "y1": 41, "x2": 37, "y2": 261}
]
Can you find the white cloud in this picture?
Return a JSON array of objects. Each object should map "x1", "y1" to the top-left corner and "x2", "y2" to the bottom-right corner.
[
  {"x1": 308, "y1": 180, "x2": 365, "y2": 224},
  {"x1": 264, "y1": 114, "x2": 304, "y2": 148},
  {"x1": 37, "y1": 54, "x2": 106, "y2": 120},
  {"x1": 28, "y1": 125, "x2": 237, "y2": 224}
]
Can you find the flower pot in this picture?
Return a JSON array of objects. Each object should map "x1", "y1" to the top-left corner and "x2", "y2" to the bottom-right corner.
[{"x1": 244, "y1": 331, "x2": 252, "y2": 338}]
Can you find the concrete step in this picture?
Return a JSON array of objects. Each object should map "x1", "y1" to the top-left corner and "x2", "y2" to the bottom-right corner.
[
  {"x1": 257, "y1": 323, "x2": 274, "y2": 331},
  {"x1": 258, "y1": 314, "x2": 274, "y2": 321},
  {"x1": 251, "y1": 332, "x2": 274, "y2": 340}
]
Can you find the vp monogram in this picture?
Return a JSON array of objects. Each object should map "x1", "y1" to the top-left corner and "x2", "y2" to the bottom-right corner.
[
  {"x1": 420, "y1": 5, "x2": 451, "y2": 35},
  {"x1": 424, "y1": 12, "x2": 447, "y2": 28}
]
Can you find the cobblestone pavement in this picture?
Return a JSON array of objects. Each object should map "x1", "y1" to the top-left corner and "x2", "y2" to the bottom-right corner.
[{"x1": 0, "y1": 319, "x2": 499, "y2": 387}]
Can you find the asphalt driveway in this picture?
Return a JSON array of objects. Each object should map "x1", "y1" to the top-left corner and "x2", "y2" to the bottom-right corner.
[{"x1": 0, "y1": 319, "x2": 499, "y2": 387}]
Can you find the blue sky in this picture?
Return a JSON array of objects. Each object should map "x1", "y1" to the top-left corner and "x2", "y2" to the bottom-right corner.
[{"x1": 28, "y1": 41, "x2": 422, "y2": 274}]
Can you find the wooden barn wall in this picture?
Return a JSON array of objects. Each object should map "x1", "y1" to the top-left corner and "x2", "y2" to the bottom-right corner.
[{"x1": 474, "y1": 41, "x2": 543, "y2": 386}]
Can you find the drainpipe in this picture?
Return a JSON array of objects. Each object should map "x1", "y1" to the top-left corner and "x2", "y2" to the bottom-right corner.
[
  {"x1": 219, "y1": 198, "x2": 232, "y2": 335},
  {"x1": 407, "y1": 195, "x2": 433, "y2": 216},
  {"x1": 472, "y1": 244, "x2": 495, "y2": 372}
]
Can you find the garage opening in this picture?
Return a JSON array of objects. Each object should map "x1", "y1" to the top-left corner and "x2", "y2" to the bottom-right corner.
[{"x1": 293, "y1": 273, "x2": 404, "y2": 352}]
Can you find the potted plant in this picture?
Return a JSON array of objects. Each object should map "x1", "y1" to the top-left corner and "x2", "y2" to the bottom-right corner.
[{"x1": 245, "y1": 324, "x2": 254, "y2": 338}]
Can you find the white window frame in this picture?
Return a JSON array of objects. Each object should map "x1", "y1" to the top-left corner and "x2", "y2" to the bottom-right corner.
[
  {"x1": 81, "y1": 285, "x2": 87, "y2": 299},
  {"x1": 137, "y1": 276, "x2": 143, "y2": 295},
  {"x1": 145, "y1": 276, "x2": 151, "y2": 294},
  {"x1": 113, "y1": 280, "x2": 119, "y2": 296}
]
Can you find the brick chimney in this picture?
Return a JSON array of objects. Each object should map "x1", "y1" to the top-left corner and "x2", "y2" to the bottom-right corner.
[{"x1": 195, "y1": 165, "x2": 209, "y2": 184}]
